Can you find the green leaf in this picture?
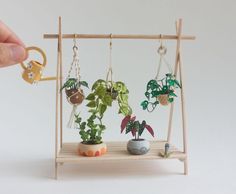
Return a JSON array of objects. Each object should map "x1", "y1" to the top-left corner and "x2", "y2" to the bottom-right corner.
[
  {"x1": 99, "y1": 104, "x2": 107, "y2": 117},
  {"x1": 92, "y1": 79, "x2": 105, "y2": 91},
  {"x1": 168, "y1": 80, "x2": 175, "y2": 86},
  {"x1": 169, "y1": 92, "x2": 177, "y2": 97},
  {"x1": 145, "y1": 91, "x2": 150, "y2": 100},
  {"x1": 95, "y1": 85, "x2": 106, "y2": 97},
  {"x1": 168, "y1": 98, "x2": 174, "y2": 103},
  {"x1": 86, "y1": 93, "x2": 95, "y2": 100},
  {"x1": 141, "y1": 100, "x2": 148, "y2": 110},
  {"x1": 75, "y1": 117, "x2": 82, "y2": 124},
  {"x1": 119, "y1": 93, "x2": 128, "y2": 102},
  {"x1": 86, "y1": 100, "x2": 96, "y2": 108},
  {"x1": 147, "y1": 80, "x2": 157, "y2": 91},
  {"x1": 174, "y1": 80, "x2": 181, "y2": 88},
  {"x1": 151, "y1": 90, "x2": 159, "y2": 97},
  {"x1": 79, "y1": 81, "x2": 89, "y2": 88},
  {"x1": 103, "y1": 94, "x2": 112, "y2": 106},
  {"x1": 88, "y1": 109, "x2": 98, "y2": 114}
]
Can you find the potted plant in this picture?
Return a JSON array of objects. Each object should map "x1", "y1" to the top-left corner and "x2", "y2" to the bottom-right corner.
[
  {"x1": 90, "y1": 79, "x2": 132, "y2": 116},
  {"x1": 75, "y1": 79, "x2": 132, "y2": 157},
  {"x1": 141, "y1": 73, "x2": 181, "y2": 112},
  {"x1": 61, "y1": 78, "x2": 89, "y2": 105},
  {"x1": 120, "y1": 115, "x2": 154, "y2": 155}
]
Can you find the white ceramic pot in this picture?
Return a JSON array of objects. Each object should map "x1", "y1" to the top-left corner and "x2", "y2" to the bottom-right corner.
[{"x1": 127, "y1": 139, "x2": 150, "y2": 155}]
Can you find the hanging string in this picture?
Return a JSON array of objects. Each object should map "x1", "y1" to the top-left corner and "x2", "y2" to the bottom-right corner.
[
  {"x1": 66, "y1": 35, "x2": 83, "y2": 128},
  {"x1": 106, "y1": 33, "x2": 113, "y2": 87},
  {"x1": 154, "y1": 34, "x2": 173, "y2": 80},
  {"x1": 67, "y1": 34, "x2": 81, "y2": 81}
]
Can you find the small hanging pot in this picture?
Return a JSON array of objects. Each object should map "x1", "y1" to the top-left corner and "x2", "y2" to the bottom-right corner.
[
  {"x1": 157, "y1": 94, "x2": 169, "y2": 106},
  {"x1": 106, "y1": 87, "x2": 118, "y2": 100},
  {"x1": 66, "y1": 88, "x2": 84, "y2": 105}
]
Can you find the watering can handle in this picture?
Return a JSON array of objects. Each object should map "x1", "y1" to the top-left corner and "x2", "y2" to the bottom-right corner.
[{"x1": 20, "y1": 46, "x2": 47, "y2": 70}]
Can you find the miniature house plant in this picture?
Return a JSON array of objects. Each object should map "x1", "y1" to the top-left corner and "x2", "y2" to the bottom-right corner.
[
  {"x1": 61, "y1": 78, "x2": 89, "y2": 105},
  {"x1": 75, "y1": 79, "x2": 132, "y2": 157},
  {"x1": 90, "y1": 79, "x2": 132, "y2": 116},
  {"x1": 141, "y1": 73, "x2": 181, "y2": 112},
  {"x1": 61, "y1": 78, "x2": 89, "y2": 128},
  {"x1": 120, "y1": 115, "x2": 154, "y2": 155}
]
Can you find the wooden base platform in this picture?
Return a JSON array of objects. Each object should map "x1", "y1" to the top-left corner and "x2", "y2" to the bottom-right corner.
[{"x1": 56, "y1": 141, "x2": 186, "y2": 163}]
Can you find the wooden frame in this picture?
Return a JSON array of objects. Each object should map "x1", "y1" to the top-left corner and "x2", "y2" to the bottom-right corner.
[{"x1": 44, "y1": 17, "x2": 195, "y2": 179}]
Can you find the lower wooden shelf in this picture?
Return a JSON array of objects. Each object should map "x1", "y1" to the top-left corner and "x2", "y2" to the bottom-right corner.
[{"x1": 56, "y1": 141, "x2": 186, "y2": 163}]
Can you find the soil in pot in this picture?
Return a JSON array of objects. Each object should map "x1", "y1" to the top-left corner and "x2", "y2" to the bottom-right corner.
[
  {"x1": 66, "y1": 88, "x2": 84, "y2": 105},
  {"x1": 106, "y1": 88, "x2": 118, "y2": 100},
  {"x1": 127, "y1": 139, "x2": 150, "y2": 155},
  {"x1": 157, "y1": 94, "x2": 169, "y2": 106},
  {"x1": 78, "y1": 142, "x2": 107, "y2": 157}
]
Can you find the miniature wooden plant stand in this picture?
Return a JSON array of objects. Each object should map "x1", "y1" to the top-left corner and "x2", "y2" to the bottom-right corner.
[{"x1": 44, "y1": 17, "x2": 195, "y2": 179}]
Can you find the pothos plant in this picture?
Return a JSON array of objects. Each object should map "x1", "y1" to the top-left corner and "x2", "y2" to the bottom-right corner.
[
  {"x1": 120, "y1": 115, "x2": 154, "y2": 140},
  {"x1": 75, "y1": 79, "x2": 132, "y2": 144},
  {"x1": 141, "y1": 73, "x2": 181, "y2": 111}
]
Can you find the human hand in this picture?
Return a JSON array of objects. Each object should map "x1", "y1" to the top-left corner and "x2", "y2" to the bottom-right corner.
[{"x1": 0, "y1": 21, "x2": 27, "y2": 68}]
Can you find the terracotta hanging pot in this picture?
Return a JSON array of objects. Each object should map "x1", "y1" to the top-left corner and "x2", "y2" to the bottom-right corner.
[
  {"x1": 66, "y1": 88, "x2": 84, "y2": 105},
  {"x1": 78, "y1": 142, "x2": 107, "y2": 157},
  {"x1": 157, "y1": 94, "x2": 169, "y2": 106}
]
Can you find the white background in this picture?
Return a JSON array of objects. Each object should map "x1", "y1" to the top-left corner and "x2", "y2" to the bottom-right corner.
[{"x1": 0, "y1": 0, "x2": 236, "y2": 193}]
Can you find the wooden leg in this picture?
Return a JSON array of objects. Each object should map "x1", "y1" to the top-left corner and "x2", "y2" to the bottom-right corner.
[
  {"x1": 55, "y1": 162, "x2": 58, "y2": 180},
  {"x1": 184, "y1": 158, "x2": 188, "y2": 175}
]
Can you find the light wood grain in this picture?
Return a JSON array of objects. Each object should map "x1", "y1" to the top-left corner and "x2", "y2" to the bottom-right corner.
[
  {"x1": 44, "y1": 34, "x2": 195, "y2": 40},
  {"x1": 56, "y1": 141, "x2": 186, "y2": 163},
  {"x1": 167, "y1": 19, "x2": 182, "y2": 142}
]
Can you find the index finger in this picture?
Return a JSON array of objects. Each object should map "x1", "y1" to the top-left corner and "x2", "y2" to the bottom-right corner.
[{"x1": 0, "y1": 20, "x2": 25, "y2": 47}]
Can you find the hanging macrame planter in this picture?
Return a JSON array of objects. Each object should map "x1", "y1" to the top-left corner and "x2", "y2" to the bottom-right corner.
[
  {"x1": 105, "y1": 38, "x2": 119, "y2": 100},
  {"x1": 61, "y1": 37, "x2": 89, "y2": 128},
  {"x1": 141, "y1": 37, "x2": 181, "y2": 112}
]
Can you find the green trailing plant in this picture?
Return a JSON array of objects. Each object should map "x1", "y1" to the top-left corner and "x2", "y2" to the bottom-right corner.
[
  {"x1": 75, "y1": 79, "x2": 132, "y2": 144},
  {"x1": 120, "y1": 115, "x2": 154, "y2": 140},
  {"x1": 89, "y1": 79, "x2": 132, "y2": 116},
  {"x1": 141, "y1": 73, "x2": 181, "y2": 111},
  {"x1": 61, "y1": 78, "x2": 89, "y2": 91}
]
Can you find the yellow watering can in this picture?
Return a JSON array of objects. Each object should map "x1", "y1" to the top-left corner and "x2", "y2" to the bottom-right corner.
[{"x1": 20, "y1": 46, "x2": 56, "y2": 84}]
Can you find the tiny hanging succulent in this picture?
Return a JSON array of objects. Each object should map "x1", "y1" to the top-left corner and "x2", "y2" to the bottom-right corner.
[{"x1": 141, "y1": 73, "x2": 181, "y2": 112}]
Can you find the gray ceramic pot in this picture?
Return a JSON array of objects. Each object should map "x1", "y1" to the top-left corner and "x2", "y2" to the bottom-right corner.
[{"x1": 127, "y1": 139, "x2": 150, "y2": 155}]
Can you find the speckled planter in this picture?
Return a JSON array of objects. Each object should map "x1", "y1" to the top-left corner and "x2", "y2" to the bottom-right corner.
[
  {"x1": 127, "y1": 139, "x2": 150, "y2": 155},
  {"x1": 78, "y1": 142, "x2": 107, "y2": 157}
]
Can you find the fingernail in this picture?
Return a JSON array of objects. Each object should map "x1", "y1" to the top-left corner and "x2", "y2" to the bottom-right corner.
[{"x1": 10, "y1": 45, "x2": 26, "y2": 62}]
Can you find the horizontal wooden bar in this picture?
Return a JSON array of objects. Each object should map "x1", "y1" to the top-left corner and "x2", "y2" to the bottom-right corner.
[{"x1": 43, "y1": 34, "x2": 195, "y2": 40}]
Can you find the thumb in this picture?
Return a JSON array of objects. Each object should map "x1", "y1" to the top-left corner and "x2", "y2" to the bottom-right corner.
[{"x1": 0, "y1": 43, "x2": 27, "y2": 68}]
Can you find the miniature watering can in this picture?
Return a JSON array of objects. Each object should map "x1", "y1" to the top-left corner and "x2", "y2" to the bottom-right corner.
[{"x1": 20, "y1": 46, "x2": 56, "y2": 84}]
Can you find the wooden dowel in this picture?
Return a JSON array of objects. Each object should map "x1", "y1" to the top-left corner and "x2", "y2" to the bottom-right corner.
[
  {"x1": 54, "y1": 17, "x2": 60, "y2": 173},
  {"x1": 59, "y1": 17, "x2": 63, "y2": 148},
  {"x1": 167, "y1": 19, "x2": 182, "y2": 142},
  {"x1": 44, "y1": 34, "x2": 195, "y2": 40},
  {"x1": 179, "y1": 53, "x2": 188, "y2": 175}
]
